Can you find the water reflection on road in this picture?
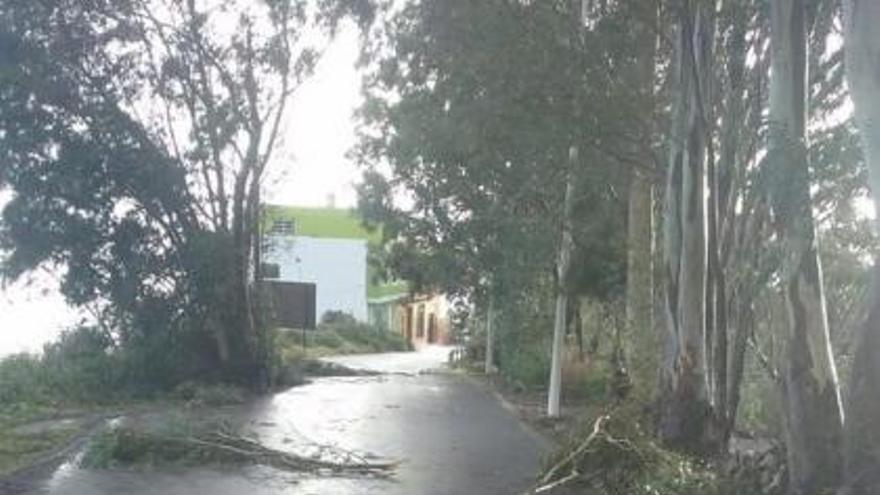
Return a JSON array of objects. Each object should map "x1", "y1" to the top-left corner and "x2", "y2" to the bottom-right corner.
[{"x1": 30, "y1": 347, "x2": 549, "y2": 495}]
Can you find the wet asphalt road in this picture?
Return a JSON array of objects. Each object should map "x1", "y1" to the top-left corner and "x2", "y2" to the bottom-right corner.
[{"x1": 23, "y1": 347, "x2": 551, "y2": 495}]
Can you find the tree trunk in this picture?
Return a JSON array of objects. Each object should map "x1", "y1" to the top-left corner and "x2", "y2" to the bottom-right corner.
[
  {"x1": 627, "y1": 169, "x2": 654, "y2": 349},
  {"x1": 658, "y1": 1, "x2": 715, "y2": 454},
  {"x1": 485, "y1": 299, "x2": 495, "y2": 374},
  {"x1": 767, "y1": 1, "x2": 844, "y2": 492},
  {"x1": 725, "y1": 293, "x2": 750, "y2": 433},
  {"x1": 842, "y1": 2, "x2": 880, "y2": 492},
  {"x1": 548, "y1": 147, "x2": 577, "y2": 418},
  {"x1": 625, "y1": 0, "x2": 657, "y2": 389}
]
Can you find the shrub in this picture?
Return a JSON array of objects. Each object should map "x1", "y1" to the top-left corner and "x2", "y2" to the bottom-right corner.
[
  {"x1": 171, "y1": 382, "x2": 247, "y2": 406},
  {"x1": 0, "y1": 353, "x2": 48, "y2": 405},
  {"x1": 42, "y1": 326, "x2": 119, "y2": 402}
]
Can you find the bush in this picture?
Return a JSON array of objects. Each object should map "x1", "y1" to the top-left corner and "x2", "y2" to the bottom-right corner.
[
  {"x1": 171, "y1": 382, "x2": 247, "y2": 406},
  {"x1": 0, "y1": 353, "x2": 48, "y2": 406},
  {"x1": 0, "y1": 326, "x2": 121, "y2": 410},
  {"x1": 42, "y1": 326, "x2": 119, "y2": 402}
]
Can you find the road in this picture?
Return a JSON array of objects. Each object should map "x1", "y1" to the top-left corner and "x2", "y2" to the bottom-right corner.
[{"x1": 22, "y1": 347, "x2": 550, "y2": 494}]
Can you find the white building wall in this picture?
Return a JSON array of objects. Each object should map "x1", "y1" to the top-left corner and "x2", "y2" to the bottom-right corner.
[{"x1": 264, "y1": 235, "x2": 368, "y2": 322}]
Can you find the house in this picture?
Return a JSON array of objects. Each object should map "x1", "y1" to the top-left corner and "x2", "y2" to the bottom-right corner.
[
  {"x1": 397, "y1": 293, "x2": 452, "y2": 348},
  {"x1": 262, "y1": 206, "x2": 372, "y2": 322},
  {"x1": 262, "y1": 205, "x2": 452, "y2": 346}
]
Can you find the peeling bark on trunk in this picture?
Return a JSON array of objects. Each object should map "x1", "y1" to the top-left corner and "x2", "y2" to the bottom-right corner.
[
  {"x1": 658, "y1": 1, "x2": 715, "y2": 454},
  {"x1": 767, "y1": 1, "x2": 844, "y2": 493},
  {"x1": 842, "y1": 2, "x2": 880, "y2": 492}
]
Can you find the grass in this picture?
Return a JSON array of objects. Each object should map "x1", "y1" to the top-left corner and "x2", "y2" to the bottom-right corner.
[
  {"x1": 270, "y1": 318, "x2": 411, "y2": 388},
  {"x1": 0, "y1": 423, "x2": 80, "y2": 476},
  {"x1": 274, "y1": 319, "x2": 411, "y2": 360}
]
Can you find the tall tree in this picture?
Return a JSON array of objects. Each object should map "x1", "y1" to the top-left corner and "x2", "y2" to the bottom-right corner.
[
  {"x1": 766, "y1": 0, "x2": 844, "y2": 492},
  {"x1": 356, "y1": 0, "x2": 628, "y2": 410},
  {"x1": 548, "y1": 149, "x2": 577, "y2": 417},
  {"x1": 658, "y1": 0, "x2": 717, "y2": 454},
  {"x1": 623, "y1": 0, "x2": 658, "y2": 392},
  {"x1": 842, "y1": 1, "x2": 880, "y2": 492},
  {"x1": 0, "y1": 0, "x2": 336, "y2": 383}
]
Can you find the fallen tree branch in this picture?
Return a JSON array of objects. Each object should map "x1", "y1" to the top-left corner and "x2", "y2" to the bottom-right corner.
[
  {"x1": 534, "y1": 469, "x2": 582, "y2": 493},
  {"x1": 539, "y1": 415, "x2": 609, "y2": 486},
  {"x1": 85, "y1": 426, "x2": 399, "y2": 477}
]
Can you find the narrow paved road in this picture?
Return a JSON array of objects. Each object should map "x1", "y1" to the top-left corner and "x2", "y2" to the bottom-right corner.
[{"x1": 25, "y1": 347, "x2": 550, "y2": 494}]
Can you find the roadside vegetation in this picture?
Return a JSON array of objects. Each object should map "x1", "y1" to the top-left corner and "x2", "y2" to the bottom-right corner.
[
  {"x1": 0, "y1": 315, "x2": 408, "y2": 408},
  {"x1": 79, "y1": 418, "x2": 397, "y2": 476},
  {"x1": 0, "y1": 311, "x2": 408, "y2": 475},
  {"x1": 355, "y1": 0, "x2": 879, "y2": 493},
  {"x1": 4, "y1": 0, "x2": 880, "y2": 493}
]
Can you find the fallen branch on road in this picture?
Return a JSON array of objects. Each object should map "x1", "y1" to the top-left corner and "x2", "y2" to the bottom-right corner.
[{"x1": 81, "y1": 425, "x2": 399, "y2": 477}]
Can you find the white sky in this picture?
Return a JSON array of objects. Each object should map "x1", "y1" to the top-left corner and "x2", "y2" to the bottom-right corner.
[
  {"x1": 0, "y1": 26, "x2": 365, "y2": 356},
  {"x1": 265, "y1": 24, "x2": 363, "y2": 209}
]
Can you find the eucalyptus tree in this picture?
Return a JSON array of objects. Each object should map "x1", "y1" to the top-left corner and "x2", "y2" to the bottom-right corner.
[
  {"x1": 623, "y1": 0, "x2": 660, "y2": 391},
  {"x1": 765, "y1": 0, "x2": 844, "y2": 491},
  {"x1": 658, "y1": 0, "x2": 717, "y2": 453}
]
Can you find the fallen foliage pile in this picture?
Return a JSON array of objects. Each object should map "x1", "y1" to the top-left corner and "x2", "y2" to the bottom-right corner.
[
  {"x1": 533, "y1": 412, "x2": 716, "y2": 494},
  {"x1": 81, "y1": 425, "x2": 398, "y2": 477},
  {"x1": 531, "y1": 405, "x2": 786, "y2": 495}
]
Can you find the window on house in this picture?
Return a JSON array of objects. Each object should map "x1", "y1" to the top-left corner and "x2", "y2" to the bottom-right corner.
[
  {"x1": 271, "y1": 219, "x2": 295, "y2": 235},
  {"x1": 261, "y1": 263, "x2": 281, "y2": 279}
]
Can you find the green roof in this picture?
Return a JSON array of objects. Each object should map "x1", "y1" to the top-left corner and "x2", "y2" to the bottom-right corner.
[
  {"x1": 367, "y1": 280, "x2": 409, "y2": 300},
  {"x1": 263, "y1": 205, "x2": 381, "y2": 243},
  {"x1": 264, "y1": 204, "x2": 408, "y2": 300}
]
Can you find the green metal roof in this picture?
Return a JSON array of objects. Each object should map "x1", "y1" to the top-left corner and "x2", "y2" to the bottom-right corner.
[{"x1": 263, "y1": 205, "x2": 381, "y2": 243}]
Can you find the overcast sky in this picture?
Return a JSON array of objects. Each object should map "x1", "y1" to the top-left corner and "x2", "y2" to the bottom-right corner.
[
  {"x1": 266, "y1": 24, "x2": 363, "y2": 209},
  {"x1": 0, "y1": 25, "x2": 365, "y2": 356}
]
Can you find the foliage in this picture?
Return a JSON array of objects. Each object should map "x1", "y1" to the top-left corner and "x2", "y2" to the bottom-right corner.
[
  {"x1": 0, "y1": 327, "x2": 124, "y2": 407},
  {"x1": 171, "y1": 382, "x2": 248, "y2": 407},
  {"x1": 0, "y1": 353, "x2": 49, "y2": 406},
  {"x1": 274, "y1": 313, "x2": 411, "y2": 360},
  {"x1": 538, "y1": 405, "x2": 722, "y2": 495},
  {"x1": 0, "y1": 0, "x2": 360, "y2": 388},
  {"x1": 355, "y1": 0, "x2": 629, "y2": 306},
  {"x1": 268, "y1": 313, "x2": 411, "y2": 387},
  {"x1": 80, "y1": 421, "x2": 399, "y2": 475}
]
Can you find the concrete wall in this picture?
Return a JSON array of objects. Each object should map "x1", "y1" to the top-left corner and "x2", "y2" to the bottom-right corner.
[{"x1": 264, "y1": 235, "x2": 368, "y2": 321}]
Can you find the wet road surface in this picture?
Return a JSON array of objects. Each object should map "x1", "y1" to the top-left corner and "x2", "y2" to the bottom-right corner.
[{"x1": 22, "y1": 347, "x2": 550, "y2": 494}]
